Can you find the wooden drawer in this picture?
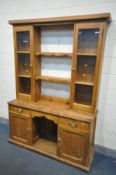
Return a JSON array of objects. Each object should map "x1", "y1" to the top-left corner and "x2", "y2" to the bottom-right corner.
[
  {"x1": 9, "y1": 106, "x2": 30, "y2": 116},
  {"x1": 59, "y1": 118, "x2": 90, "y2": 133},
  {"x1": 31, "y1": 111, "x2": 58, "y2": 124}
]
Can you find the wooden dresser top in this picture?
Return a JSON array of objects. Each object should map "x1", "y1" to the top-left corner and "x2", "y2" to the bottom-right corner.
[
  {"x1": 9, "y1": 99, "x2": 96, "y2": 123},
  {"x1": 9, "y1": 13, "x2": 111, "y2": 25}
]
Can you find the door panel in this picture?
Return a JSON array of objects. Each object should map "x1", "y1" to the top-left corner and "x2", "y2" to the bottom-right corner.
[
  {"x1": 13, "y1": 26, "x2": 34, "y2": 101},
  {"x1": 58, "y1": 128, "x2": 89, "y2": 164},
  {"x1": 70, "y1": 23, "x2": 105, "y2": 112},
  {"x1": 10, "y1": 113, "x2": 31, "y2": 145}
]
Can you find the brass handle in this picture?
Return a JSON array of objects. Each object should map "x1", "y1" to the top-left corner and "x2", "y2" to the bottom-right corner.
[
  {"x1": 25, "y1": 69, "x2": 29, "y2": 73},
  {"x1": 72, "y1": 67, "x2": 76, "y2": 71},
  {"x1": 58, "y1": 137, "x2": 61, "y2": 141},
  {"x1": 30, "y1": 64, "x2": 33, "y2": 71},
  {"x1": 18, "y1": 108, "x2": 23, "y2": 113},
  {"x1": 69, "y1": 122, "x2": 77, "y2": 128},
  {"x1": 27, "y1": 128, "x2": 30, "y2": 132}
]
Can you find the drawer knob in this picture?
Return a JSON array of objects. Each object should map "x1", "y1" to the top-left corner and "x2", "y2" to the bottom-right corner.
[
  {"x1": 69, "y1": 122, "x2": 77, "y2": 128},
  {"x1": 58, "y1": 137, "x2": 61, "y2": 141},
  {"x1": 72, "y1": 67, "x2": 76, "y2": 71},
  {"x1": 27, "y1": 128, "x2": 30, "y2": 132},
  {"x1": 18, "y1": 109, "x2": 23, "y2": 113},
  {"x1": 58, "y1": 137, "x2": 62, "y2": 143}
]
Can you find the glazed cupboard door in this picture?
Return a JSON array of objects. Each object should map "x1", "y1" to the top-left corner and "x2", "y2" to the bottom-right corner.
[
  {"x1": 70, "y1": 23, "x2": 105, "y2": 112},
  {"x1": 9, "y1": 113, "x2": 32, "y2": 144},
  {"x1": 58, "y1": 128, "x2": 89, "y2": 164},
  {"x1": 13, "y1": 26, "x2": 34, "y2": 101}
]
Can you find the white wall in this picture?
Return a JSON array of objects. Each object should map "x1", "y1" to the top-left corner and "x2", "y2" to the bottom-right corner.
[{"x1": 0, "y1": 0, "x2": 116, "y2": 150}]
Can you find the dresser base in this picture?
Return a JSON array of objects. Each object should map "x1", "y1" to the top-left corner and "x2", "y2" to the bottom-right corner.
[{"x1": 9, "y1": 138, "x2": 94, "y2": 172}]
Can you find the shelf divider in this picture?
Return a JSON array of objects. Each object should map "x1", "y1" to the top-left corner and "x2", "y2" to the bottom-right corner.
[
  {"x1": 77, "y1": 52, "x2": 97, "y2": 56},
  {"x1": 75, "y1": 81, "x2": 94, "y2": 86},
  {"x1": 17, "y1": 51, "x2": 30, "y2": 54},
  {"x1": 18, "y1": 74, "x2": 31, "y2": 78}
]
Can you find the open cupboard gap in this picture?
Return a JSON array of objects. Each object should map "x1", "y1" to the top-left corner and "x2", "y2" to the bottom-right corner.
[{"x1": 32, "y1": 117, "x2": 57, "y2": 155}]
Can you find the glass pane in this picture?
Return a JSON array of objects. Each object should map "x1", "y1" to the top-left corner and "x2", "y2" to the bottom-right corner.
[
  {"x1": 76, "y1": 56, "x2": 96, "y2": 84},
  {"x1": 17, "y1": 32, "x2": 30, "y2": 51},
  {"x1": 18, "y1": 54, "x2": 30, "y2": 76},
  {"x1": 19, "y1": 77, "x2": 31, "y2": 94},
  {"x1": 74, "y1": 84, "x2": 93, "y2": 105},
  {"x1": 78, "y1": 29, "x2": 99, "y2": 54}
]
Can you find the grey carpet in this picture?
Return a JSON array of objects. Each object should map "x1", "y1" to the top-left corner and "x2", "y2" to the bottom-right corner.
[{"x1": 0, "y1": 123, "x2": 116, "y2": 175}]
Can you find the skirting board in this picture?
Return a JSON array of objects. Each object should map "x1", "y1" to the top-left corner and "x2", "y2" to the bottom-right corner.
[
  {"x1": 0, "y1": 117, "x2": 9, "y2": 124},
  {"x1": 95, "y1": 144, "x2": 116, "y2": 159},
  {"x1": 0, "y1": 117, "x2": 116, "y2": 159}
]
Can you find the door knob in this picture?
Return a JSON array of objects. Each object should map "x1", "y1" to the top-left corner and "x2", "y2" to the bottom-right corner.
[
  {"x1": 72, "y1": 67, "x2": 76, "y2": 71},
  {"x1": 18, "y1": 108, "x2": 23, "y2": 113},
  {"x1": 27, "y1": 128, "x2": 30, "y2": 132},
  {"x1": 58, "y1": 137, "x2": 61, "y2": 142}
]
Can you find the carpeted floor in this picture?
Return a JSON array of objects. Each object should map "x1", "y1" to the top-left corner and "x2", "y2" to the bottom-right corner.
[{"x1": 0, "y1": 123, "x2": 116, "y2": 175}]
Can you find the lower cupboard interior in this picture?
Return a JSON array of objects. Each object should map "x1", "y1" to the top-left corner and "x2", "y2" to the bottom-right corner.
[{"x1": 32, "y1": 117, "x2": 57, "y2": 155}]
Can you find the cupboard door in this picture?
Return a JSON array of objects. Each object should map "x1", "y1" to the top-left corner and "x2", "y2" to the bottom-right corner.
[
  {"x1": 9, "y1": 113, "x2": 32, "y2": 145},
  {"x1": 71, "y1": 23, "x2": 105, "y2": 112},
  {"x1": 58, "y1": 128, "x2": 89, "y2": 164},
  {"x1": 13, "y1": 26, "x2": 34, "y2": 101}
]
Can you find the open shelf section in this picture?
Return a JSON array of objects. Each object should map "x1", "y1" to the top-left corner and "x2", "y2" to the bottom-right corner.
[
  {"x1": 35, "y1": 75, "x2": 71, "y2": 84},
  {"x1": 32, "y1": 117, "x2": 57, "y2": 155},
  {"x1": 33, "y1": 138, "x2": 57, "y2": 155},
  {"x1": 77, "y1": 52, "x2": 97, "y2": 56},
  {"x1": 75, "y1": 81, "x2": 94, "y2": 86},
  {"x1": 35, "y1": 52, "x2": 72, "y2": 57}
]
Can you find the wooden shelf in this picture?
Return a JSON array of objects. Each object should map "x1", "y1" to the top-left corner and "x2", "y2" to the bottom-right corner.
[
  {"x1": 18, "y1": 74, "x2": 31, "y2": 78},
  {"x1": 17, "y1": 51, "x2": 30, "y2": 54},
  {"x1": 33, "y1": 138, "x2": 57, "y2": 155},
  {"x1": 35, "y1": 52, "x2": 72, "y2": 57},
  {"x1": 77, "y1": 52, "x2": 97, "y2": 56},
  {"x1": 35, "y1": 75, "x2": 71, "y2": 84},
  {"x1": 75, "y1": 81, "x2": 94, "y2": 86}
]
